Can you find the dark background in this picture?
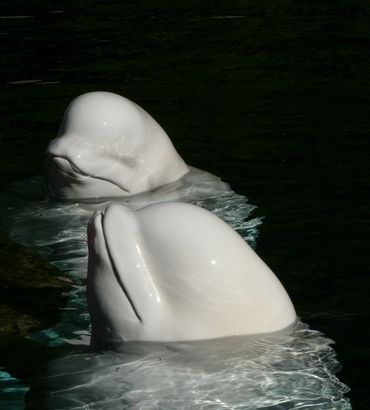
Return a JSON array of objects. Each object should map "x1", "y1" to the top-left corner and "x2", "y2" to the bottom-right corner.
[{"x1": 0, "y1": 1, "x2": 369, "y2": 408}]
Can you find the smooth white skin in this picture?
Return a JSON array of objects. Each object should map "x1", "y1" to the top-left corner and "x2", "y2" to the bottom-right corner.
[
  {"x1": 87, "y1": 202, "x2": 296, "y2": 347},
  {"x1": 44, "y1": 91, "x2": 189, "y2": 200}
]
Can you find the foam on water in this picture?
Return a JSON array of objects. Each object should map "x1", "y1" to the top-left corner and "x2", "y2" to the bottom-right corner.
[{"x1": 0, "y1": 169, "x2": 351, "y2": 408}]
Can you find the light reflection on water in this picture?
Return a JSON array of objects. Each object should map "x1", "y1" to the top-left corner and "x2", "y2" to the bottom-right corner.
[
  {"x1": 28, "y1": 323, "x2": 350, "y2": 409},
  {"x1": 0, "y1": 171, "x2": 351, "y2": 408},
  {"x1": 0, "y1": 371, "x2": 29, "y2": 410}
]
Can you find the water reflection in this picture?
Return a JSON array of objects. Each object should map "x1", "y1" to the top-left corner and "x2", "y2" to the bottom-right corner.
[{"x1": 27, "y1": 323, "x2": 350, "y2": 409}]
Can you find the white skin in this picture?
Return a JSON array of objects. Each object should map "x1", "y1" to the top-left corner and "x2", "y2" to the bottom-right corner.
[
  {"x1": 44, "y1": 92, "x2": 189, "y2": 200},
  {"x1": 87, "y1": 202, "x2": 296, "y2": 348}
]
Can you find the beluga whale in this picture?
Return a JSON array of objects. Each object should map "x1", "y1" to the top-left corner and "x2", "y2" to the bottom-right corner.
[
  {"x1": 44, "y1": 91, "x2": 189, "y2": 200},
  {"x1": 87, "y1": 202, "x2": 296, "y2": 348}
]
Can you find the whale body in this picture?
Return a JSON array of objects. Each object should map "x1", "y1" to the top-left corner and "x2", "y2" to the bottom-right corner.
[
  {"x1": 44, "y1": 91, "x2": 189, "y2": 200},
  {"x1": 87, "y1": 202, "x2": 296, "y2": 347}
]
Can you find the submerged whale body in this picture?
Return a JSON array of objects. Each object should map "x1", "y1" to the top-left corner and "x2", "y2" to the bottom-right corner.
[
  {"x1": 87, "y1": 202, "x2": 296, "y2": 347},
  {"x1": 44, "y1": 91, "x2": 189, "y2": 200}
]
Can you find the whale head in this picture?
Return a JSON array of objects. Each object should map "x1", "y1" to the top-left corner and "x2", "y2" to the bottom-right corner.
[
  {"x1": 87, "y1": 202, "x2": 296, "y2": 348},
  {"x1": 44, "y1": 92, "x2": 189, "y2": 201}
]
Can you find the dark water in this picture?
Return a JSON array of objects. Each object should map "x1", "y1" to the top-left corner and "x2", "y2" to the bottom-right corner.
[{"x1": 0, "y1": 1, "x2": 369, "y2": 408}]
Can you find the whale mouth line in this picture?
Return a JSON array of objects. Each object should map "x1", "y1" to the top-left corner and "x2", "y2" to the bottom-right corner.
[
  {"x1": 47, "y1": 155, "x2": 131, "y2": 194},
  {"x1": 47, "y1": 154, "x2": 91, "y2": 178},
  {"x1": 99, "y1": 211, "x2": 142, "y2": 323}
]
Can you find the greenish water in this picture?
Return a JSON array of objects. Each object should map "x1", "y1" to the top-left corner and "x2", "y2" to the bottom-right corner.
[{"x1": 0, "y1": 1, "x2": 369, "y2": 408}]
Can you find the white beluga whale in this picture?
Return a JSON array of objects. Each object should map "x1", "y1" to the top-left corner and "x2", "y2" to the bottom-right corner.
[
  {"x1": 44, "y1": 91, "x2": 189, "y2": 200},
  {"x1": 87, "y1": 202, "x2": 296, "y2": 347}
]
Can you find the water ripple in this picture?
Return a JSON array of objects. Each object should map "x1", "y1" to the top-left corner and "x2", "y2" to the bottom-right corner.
[{"x1": 0, "y1": 171, "x2": 351, "y2": 408}]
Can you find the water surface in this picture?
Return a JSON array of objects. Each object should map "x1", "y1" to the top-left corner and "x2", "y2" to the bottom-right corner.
[{"x1": 1, "y1": 1, "x2": 369, "y2": 408}]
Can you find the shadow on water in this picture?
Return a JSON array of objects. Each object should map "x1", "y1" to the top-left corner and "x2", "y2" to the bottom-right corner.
[{"x1": 0, "y1": 0, "x2": 369, "y2": 408}]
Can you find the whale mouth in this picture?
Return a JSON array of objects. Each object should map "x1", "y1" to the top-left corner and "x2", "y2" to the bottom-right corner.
[
  {"x1": 48, "y1": 155, "x2": 92, "y2": 179},
  {"x1": 45, "y1": 155, "x2": 130, "y2": 198},
  {"x1": 96, "y1": 210, "x2": 142, "y2": 323}
]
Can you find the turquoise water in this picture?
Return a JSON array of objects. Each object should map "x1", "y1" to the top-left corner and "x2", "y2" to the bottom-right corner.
[{"x1": 1, "y1": 1, "x2": 369, "y2": 408}]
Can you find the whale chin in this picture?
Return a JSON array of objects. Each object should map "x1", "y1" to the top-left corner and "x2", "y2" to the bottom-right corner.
[
  {"x1": 86, "y1": 202, "x2": 296, "y2": 346},
  {"x1": 44, "y1": 155, "x2": 130, "y2": 201}
]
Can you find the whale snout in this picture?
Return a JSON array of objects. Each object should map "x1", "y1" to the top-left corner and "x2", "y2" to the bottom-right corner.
[
  {"x1": 87, "y1": 205, "x2": 148, "y2": 345},
  {"x1": 87, "y1": 209, "x2": 104, "y2": 251},
  {"x1": 44, "y1": 154, "x2": 82, "y2": 199},
  {"x1": 44, "y1": 151, "x2": 131, "y2": 200},
  {"x1": 46, "y1": 155, "x2": 87, "y2": 178},
  {"x1": 87, "y1": 205, "x2": 135, "y2": 252}
]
